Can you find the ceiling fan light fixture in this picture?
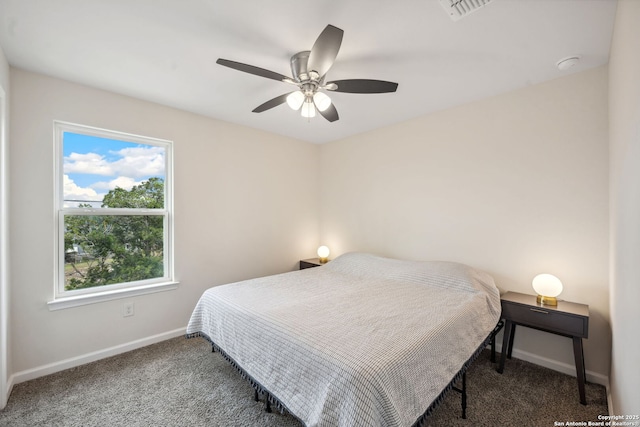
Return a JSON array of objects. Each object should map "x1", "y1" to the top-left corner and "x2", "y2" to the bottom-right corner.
[
  {"x1": 301, "y1": 99, "x2": 316, "y2": 118},
  {"x1": 313, "y1": 92, "x2": 332, "y2": 112},
  {"x1": 286, "y1": 91, "x2": 305, "y2": 110},
  {"x1": 216, "y1": 24, "x2": 398, "y2": 123}
]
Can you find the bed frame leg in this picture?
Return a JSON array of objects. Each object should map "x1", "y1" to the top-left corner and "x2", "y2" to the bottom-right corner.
[
  {"x1": 461, "y1": 371, "x2": 467, "y2": 419},
  {"x1": 452, "y1": 371, "x2": 468, "y2": 419},
  {"x1": 254, "y1": 389, "x2": 272, "y2": 413}
]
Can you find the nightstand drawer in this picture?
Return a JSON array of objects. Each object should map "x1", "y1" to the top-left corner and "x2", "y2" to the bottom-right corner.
[
  {"x1": 300, "y1": 258, "x2": 324, "y2": 269},
  {"x1": 502, "y1": 301, "x2": 588, "y2": 338}
]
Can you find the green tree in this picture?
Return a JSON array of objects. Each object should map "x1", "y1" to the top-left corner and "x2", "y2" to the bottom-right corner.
[
  {"x1": 102, "y1": 177, "x2": 164, "y2": 209},
  {"x1": 64, "y1": 178, "x2": 165, "y2": 290}
]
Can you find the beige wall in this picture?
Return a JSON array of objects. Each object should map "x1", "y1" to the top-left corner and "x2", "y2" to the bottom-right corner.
[
  {"x1": 320, "y1": 66, "x2": 610, "y2": 380},
  {"x1": 609, "y1": 0, "x2": 640, "y2": 414},
  {"x1": 8, "y1": 69, "x2": 319, "y2": 375},
  {"x1": 5, "y1": 56, "x2": 616, "y2": 401}
]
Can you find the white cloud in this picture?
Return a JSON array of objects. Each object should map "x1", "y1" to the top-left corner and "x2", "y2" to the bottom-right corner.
[
  {"x1": 64, "y1": 152, "x2": 113, "y2": 175},
  {"x1": 91, "y1": 176, "x2": 142, "y2": 192},
  {"x1": 111, "y1": 146, "x2": 165, "y2": 177},
  {"x1": 64, "y1": 146, "x2": 165, "y2": 178},
  {"x1": 63, "y1": 175, "x2": 106, "y2": 207}
]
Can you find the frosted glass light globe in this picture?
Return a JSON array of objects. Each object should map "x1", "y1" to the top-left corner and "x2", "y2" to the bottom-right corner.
[
  {"x1": 317, "y1": 246, "x2": 330, "y2": 263},
  {"x1": 313, "y1": 92, "x2": 332, "y2": 112},
  {"x1": 286, "y1": 91, "x2": 305, "y2": 110},
  {"x1": 301, "y1": 100, "x2": 316, "y2": 118},
  {"x1": 532, "y1": 273, "x2": 563, "y2": 306}
]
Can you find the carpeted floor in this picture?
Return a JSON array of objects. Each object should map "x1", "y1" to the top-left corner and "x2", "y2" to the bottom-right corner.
[{"x1": 0, "y1": 336, "x2": 608, "y2": 426}]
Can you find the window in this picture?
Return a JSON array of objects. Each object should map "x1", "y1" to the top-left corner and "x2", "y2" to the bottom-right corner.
[{"x1": 51, "y1": 121, "x2": 175, "y2": 309}]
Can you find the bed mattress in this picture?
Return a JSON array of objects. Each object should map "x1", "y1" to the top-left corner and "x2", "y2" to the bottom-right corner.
[{"x1": 186, "y1": 252, "x2": 501, "y2": 427}]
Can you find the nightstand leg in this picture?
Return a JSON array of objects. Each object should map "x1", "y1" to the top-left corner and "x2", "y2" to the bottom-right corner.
[
  {"x1": 507, "y1": 324, "x2": 516, "y2": 359},
  {"x1": 490, "y1": 320, "x2": 504, "y2": 363},
  {"x1": 498, "y1": 320, "x2": 513, "y2": 374},
  {"x1": 573, "y1": 337, "x2": 587, "y2": 405}
]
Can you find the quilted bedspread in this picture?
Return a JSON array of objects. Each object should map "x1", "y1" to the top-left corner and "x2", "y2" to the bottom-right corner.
[{"x1": 186, "y1": 252, "x2": 501, "y2": 427}]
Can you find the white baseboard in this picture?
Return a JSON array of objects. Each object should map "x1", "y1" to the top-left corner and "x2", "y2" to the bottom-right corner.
[
  {"x1": 496, "y1": 343, "x2": 609, "y2": 386},
  {"x1": 3, "y1": 374, "x2": 13, "y2": 409},
  {"x1": 9, "y1": 327, "x2": 186, "y2": 387},
  {"x1": 606, "y1": 384, "x2": 615, "y2": 415}
]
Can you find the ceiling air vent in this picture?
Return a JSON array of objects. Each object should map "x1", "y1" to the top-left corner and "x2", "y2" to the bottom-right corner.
[{"x1": 438, "y1": 0, "x2": 494, "y2": 21}]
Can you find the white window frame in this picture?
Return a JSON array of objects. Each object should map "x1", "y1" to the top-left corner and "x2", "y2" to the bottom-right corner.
[{"x1": 49, "y1": 121, "x2": 177, "y2": 310}]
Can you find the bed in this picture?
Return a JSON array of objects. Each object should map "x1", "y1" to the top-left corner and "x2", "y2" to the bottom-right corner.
[{"x1": 186, "y1": 252, "x2": 501, "y2": 426}]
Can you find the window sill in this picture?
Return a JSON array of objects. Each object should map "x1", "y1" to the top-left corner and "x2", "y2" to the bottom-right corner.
[{"x1": 47, "y1": 281, "x2": 179, "y2": 311}]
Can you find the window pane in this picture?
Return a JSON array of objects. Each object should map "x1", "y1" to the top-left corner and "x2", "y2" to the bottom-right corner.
[
  {"x1": 64, "y1": 215, "x2": 164, "y2": 290},
  {"x1": 62, "y1": 132, "x2": 166, "y2": 208}
]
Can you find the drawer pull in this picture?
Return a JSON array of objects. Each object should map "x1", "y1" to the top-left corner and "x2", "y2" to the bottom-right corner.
[{"x1": 530, "y1": 308, "x2": 549, "y2": 314}]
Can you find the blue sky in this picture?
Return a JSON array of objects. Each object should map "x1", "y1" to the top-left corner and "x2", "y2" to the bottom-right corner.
[{"x1": 63, "y1": 132, "x2": 165, "y2": 207}]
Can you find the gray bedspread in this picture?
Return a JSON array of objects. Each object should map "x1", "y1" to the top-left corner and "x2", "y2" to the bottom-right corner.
[{"x1": 186, "y1": 252, "x2": 501, "y2": 427}]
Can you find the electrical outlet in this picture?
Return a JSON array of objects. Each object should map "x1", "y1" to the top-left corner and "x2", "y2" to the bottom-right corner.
[{"x1": 123, "y1": 302, "x2": 134, "y2": 317}]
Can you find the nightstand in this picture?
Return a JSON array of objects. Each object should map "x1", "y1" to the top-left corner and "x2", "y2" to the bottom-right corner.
[
  {"x1": 299, "y1": 258, "x2": 325, "y2": 269},
  {"x1": 498, "y1": 291, "x2": 589, "y2": 405}
]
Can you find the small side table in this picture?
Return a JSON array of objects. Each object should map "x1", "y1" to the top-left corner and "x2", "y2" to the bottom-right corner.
[
  {"x1": 299, "y1": 258, "x2": 325, "y2": 270},
  {"x1": 498, "y1": 291, "x2": 589, "y2": 405}
]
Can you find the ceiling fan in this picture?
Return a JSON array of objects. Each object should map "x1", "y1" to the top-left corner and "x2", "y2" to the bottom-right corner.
[{"x1": 216, "y1": 24, "x2": 399, "y2": 122}]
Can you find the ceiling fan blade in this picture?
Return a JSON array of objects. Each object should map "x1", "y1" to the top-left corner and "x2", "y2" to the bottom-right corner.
[
  {"x1": 217, "y1": 58, "x2": 292, "y2": 83},
  {"x1": 252, "y1": 92, "x2": 293, "y2": 113},
  {"x1": 307, "y1": 25, "x2": 344, "y2": 78},
  {"x1": 317, "y1": 103, "x2": 339, "y2": 122},
  {"x1": 325, "y1": 79, "x2": 399, "y2": 94}
]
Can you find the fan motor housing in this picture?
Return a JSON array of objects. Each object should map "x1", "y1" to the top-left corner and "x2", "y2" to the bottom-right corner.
[{"x1": 290, "y1": 51, "x2": 310, "y2": 82}]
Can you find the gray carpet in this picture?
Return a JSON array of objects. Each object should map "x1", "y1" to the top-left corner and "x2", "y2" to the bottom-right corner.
[{"x1": 0, "y1": 337, "x2": 608, "y2": 426}]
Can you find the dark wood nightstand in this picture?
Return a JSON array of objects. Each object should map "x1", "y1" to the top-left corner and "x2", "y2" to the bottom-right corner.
[
  {"x1": 498, "y1": 291, "x2": 589, "y2": 405},
  {"x1": 299, "y1": 258, "x2": 326, "y2": 269}
]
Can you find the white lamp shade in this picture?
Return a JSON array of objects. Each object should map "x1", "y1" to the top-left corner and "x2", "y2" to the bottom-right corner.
[
  {"x1": 317, "y1": 246, "x2": 330, "y2": 259},
  {"x1": 313, "y1": 91, "x2": 332, "y2": 112},
  {"x1": 286, "y1": 91, "x2": 305, "y2": 110},
  {"x1": 532, "y1": 274, "x2": 563, "y2": 297},
  {"x1": 301, "y1": 99, "x2": 316, "y2": 118}
]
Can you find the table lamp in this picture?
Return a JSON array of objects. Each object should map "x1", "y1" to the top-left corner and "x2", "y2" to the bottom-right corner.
[
  {"x1": 532, "y1": 273, "x2": 563, "y2": 306},
  {"x1": 317, "y1": 246, "x2": 330, "y2": 264}
]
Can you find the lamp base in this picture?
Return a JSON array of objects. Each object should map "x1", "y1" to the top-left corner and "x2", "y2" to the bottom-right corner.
[
  {"x1": 536, "y1": 295, "x2": 558, "y2": 306},
  {"x1": 319, "y1": 257, "x2": 328, "y2": 264}
]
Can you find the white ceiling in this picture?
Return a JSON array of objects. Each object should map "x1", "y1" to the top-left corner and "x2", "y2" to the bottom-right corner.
[{"x1": 0, "y1": 0, "x2": 617, "y2": 144}]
